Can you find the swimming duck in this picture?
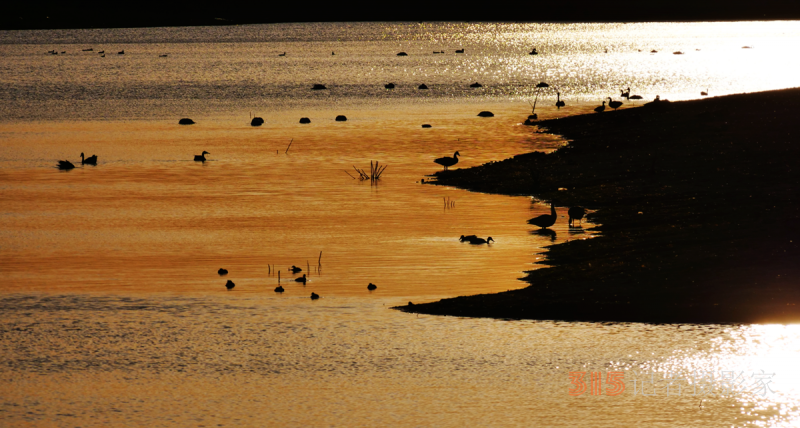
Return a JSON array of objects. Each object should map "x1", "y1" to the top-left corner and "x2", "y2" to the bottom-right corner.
[
  {"x1": 194, "y1": 151, "x2": 209, "y2": 162},
  {"x1": 295, "y1": 274, "x2": 307, "y2": 285}
]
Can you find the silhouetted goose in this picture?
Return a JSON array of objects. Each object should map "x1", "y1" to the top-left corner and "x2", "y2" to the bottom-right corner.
[
  {"x1": 607, "y1": 97, "x2": 623, "y2": 111},
  {"x1": 57, "y1": 160, "x2": 75, "y2": 170},
  {"x1": 194, "y1": 151, "x2": 209, "y2": 162},
  {"x1": 620, "y1": 87, "x2": 630, "y2": 100},
  {"x1": 80, "y1": 152, "x2": 97, "y2": 165},
  {"x1": 290, "y1": 265, "x2": 302, "y2": 273},
  {"x1": 594, "y1": 101, "x2": 606, "y2": 113},
  {"x1": 629, "y1": 95, "x2": 643, "y2": 100},
  {"x1": 279, "y1": 52, "x2": 286, "y2": 56},
  {"x1": 555, "y1": 92, "x2": 565, "y2": 109},
  {"x1": 529, "y1": 48, "x2": 538, "y2": 55},
  {"x1": 310, "y1": 292, "x2": 320, "y2": 300},
  {"x1": 385, "y1": 83, "x2": 395, "y2": 89},
  {"x1": 568, "y1": 206, "x2": 586, "y2": 227},
  {"x1": 367, "y1": 283, "x2": 377, "y2": 290},
  {"x1": 701, "y1": 89, "x2": 708, "y2": 96},
  {"x1": 118, "y1": 50, "x2": 124, "y2": 55},
  {"x1": 295, "y1": 274, "x2": 307, "y2": 285},
  {"x1": 459, "y1": 235, "x2": 478, "y2": 242},
  {"x1": 434, "y1": 151, "x2": 460, "y2": 171},
  {"x1": 470, "y1": 82, "x2": 482, "y2": 88},
  {"x1": 468, "y1": 236, "x2": 494, "y2": 245},
  {"x1": 528, "y1": 203, "x2": 557, "y2": 229},
  {"x1": 275, "y1": 286, "x2": 284, "y2": 293},
  {"x1": 218, "y1": 268, "x2": 228, "y2": 276},
  {"x1": 418, "y1": 84, "x2": 428, "y2": 90},
  {"x1": 225, "y1": 280, "x2": 235, "y2": 290},
  {"x1": 455, "y1": 49, "x2": 464, "y2": 53}
]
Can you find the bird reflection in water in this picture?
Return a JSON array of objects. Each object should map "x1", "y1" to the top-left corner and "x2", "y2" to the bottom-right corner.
[{"x1": 532, "y1": 228, "x2": 557, "y2": 242}]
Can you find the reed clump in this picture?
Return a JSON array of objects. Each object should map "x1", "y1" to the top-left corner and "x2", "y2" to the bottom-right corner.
[{"x1": 346, "y1": 160, "x2": 387, "y2": 182}]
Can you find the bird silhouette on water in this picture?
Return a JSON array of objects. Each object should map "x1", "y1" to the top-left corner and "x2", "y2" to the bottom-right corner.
[
  {"x1": 459, "y1": 235, "x2": 478, "y2": 242},
  {"x1": 469, "y1": 236, "x2": 494, "y2": 245},
  {"x1": 434, "y1": 151, "x2": 460, "y2": 171},
  {"x1": 225, "y1": 280, "x2": 235, "y2": 290},
  {"x1": 594, "y1": 101, "x2": 606, "y2": 113},
  {"x1": 275, "y1": 286, "x2": 284, "y2": 293},
  {"x1": 290, "y1": 265, "x2": 302, "y2": 273},
  {"x1": 218, "y1": 268, "x2": 228, "y2": 276},
  {"x1": 528, "y1": 203, "x2": 557, "y2": 229},
  {"x1": 310, "y1": 292, "x2": 320, "y2": 300},
  {"x1": 568, "y1": 207, "x2": 586, "y2": 227},
  {"x1": 607, "y1": 97, "x2": 623, "y2": 111},
  {"x1": 295, "y1": 274, "x2": 307, "y2": 285},
  {"x1": 57, "y1": 160, "x2": 75, "y2": 170},
  {"x1": 367, "y1": 283, "x2": 377, "y2": 290},
  {"x1": 80, "y1": 152, "x2": 97, "y2": 165},
  {"x1": 555, "y1": 92, "x2": 565, "y2": 109},
  {"x1": 194, "y1": 151, "x2": 210, "y2": 162}
]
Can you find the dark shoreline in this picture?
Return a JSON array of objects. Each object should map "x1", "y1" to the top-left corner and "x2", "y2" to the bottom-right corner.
[{"x1": 397, "y1": 88, "x2": 800, "y2": 324}]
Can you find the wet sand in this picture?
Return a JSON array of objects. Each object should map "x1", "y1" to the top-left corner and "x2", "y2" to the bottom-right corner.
[{"x1": 399, "y1": 88, "x2": 800, "y2": 324}]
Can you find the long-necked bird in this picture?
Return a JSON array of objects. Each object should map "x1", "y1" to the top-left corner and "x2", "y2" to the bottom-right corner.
[
  {"x1": 295, "y1": 274, "x2": 307, "y2": 285},
  {"x1": 434, "y1": 151, "x2": 460, "y2": 171},
  {"x1": 555, "y1": 92, "x2": 565, "y2": 109},
  {"x1": 528, "y1": 203, "x2": 557, "y2": 229},
  {"x1": 594, "y1": 101, "x2": 606, "y2": 113},
  {"x1": 80, "y1": 152, "x2": 97, "y2": 165},
  {"x1": 194, "y1": 151, "x2": 209, "y2": 162},
  {"x1": 607, "y1": 97, "x2": 623, "y2": 110}
]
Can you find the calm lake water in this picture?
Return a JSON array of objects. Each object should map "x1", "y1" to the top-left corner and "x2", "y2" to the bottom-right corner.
[{"x1": 1, "y1": 21, "x2": 800, "y2": 426}]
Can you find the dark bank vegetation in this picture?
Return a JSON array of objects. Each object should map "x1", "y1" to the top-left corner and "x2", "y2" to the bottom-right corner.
[{"x1": 398, "y1": 88, "x2": 800, "y2": 324}]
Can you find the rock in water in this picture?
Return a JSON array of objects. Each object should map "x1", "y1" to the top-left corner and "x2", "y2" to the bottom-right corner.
[
  {"x1": 477, "y1": 111, "x2": 494, "y2": 117},
  {"x1": 335, "y1": 115, "x2": 347, "y2": 122},
  {"x1": 299, "y1": 117, "x2": 311, "y2": 124},
  {"x1": 225, "y1": 280, "x2": 235, "y2": 290},
  {"x1": 179, "y1": 118, "x2": 195, "y2": 125}
]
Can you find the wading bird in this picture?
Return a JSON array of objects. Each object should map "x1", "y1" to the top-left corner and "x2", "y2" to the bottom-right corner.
[
  {"x1": 607, "y1": 97, "x2": 623, "y2": 110},
  {"x1": 555, "y1": 92, "x2": 565, "y2": 109},
  {"x1": 528, "y1": 203, "x2": 557, "y2": 229},
  {"x1": 701, "y1": 88, "x2": 708, "y2": 96},
  {"x1": 434, "y1": 151, "x2": 460, "y2": 171},
  {"x1": 594, "y1": 101, "x2": 606, "y2": 113},
  {"x1": 194, "y1": 151, "x2": 210, "y2": 162},
  {"x1": 568, "y1": 207, "x2": 586, "y2": 227}
]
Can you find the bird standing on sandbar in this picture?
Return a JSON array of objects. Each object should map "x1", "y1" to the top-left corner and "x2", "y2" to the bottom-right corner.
[
  {"x1": 607, "y1": 97, "x2": 623, "y2": 110},
  {"x1": 594, "y1": 101, "x2": 606, "y2": 113},
  {"x1": 568, "y1": 207, "x2": 586, "y2": 227},
  {"x1": 434, "y1": 151, "x2": 460, "y2": 171},
  {"x1": 528, "y1": 203, "x2": 557, "y2": 229},
  {"x1": 194, "y1": 151, "x2": 210, "y2": 162},
  {"x1": 80, "y1": 153, "x2": 97, "y2": 165}
]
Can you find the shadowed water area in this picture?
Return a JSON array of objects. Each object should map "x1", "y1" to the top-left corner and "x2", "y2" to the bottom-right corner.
[{"x1": 2, "y1": 22, "x2": 800, "y2": 426}]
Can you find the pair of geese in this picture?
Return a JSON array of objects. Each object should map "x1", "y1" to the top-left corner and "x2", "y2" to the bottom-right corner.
[
  {"x1": 57, "y1": 152, "x2": 97, "y2": 170},
  {"x1": 529, "y1": 203, "x2": 587, "y2": 228}
]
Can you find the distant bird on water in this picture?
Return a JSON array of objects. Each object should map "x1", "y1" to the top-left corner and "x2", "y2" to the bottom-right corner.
[
  {"x1": 459, "y1": 235, "x2": 478, "y2": 242},
  {"x1": 468, "y1": 236, "x2": 494, "y2": 245},
  {"x1": 225, "y1": 280, "x2": 235, "y2": 290},
  {"x1": 434, "y1": 151, "x2": 460, "y2": 171},
  {"x1": 218, "y1": 268, "x2": 228, "y2": 276},
  {"x1": 279, "y1": 52, "x2": 286, "y2": 56},
  {"x1": 528, "y1": 203, "x2": 557, "y2": 229},
  {"x1": 568, "y1": 207, "x2": 586, "y2": 227},
  {"x1": 310, "y1": 292, "x2": 320, "y2": 300},
  {"x1": 555, "y1": 92, "x2": 565, "y2": 109},
  {"x1": 290, "y1": 265, "x2": 302, "y2": 273},
  {"x1": 80, "y1": 152, "x2": 97, "y2": 165},
  {"x1": 367, "y1": 283, "x2": 377, "y2": 290},
  {"x1": 620, "y1": 87, "x2": 630, "y2": 100},
  {"x1": 57, "y1": 160, "x2": 75, "y2": 170},
  {"x1": 194, "y1": 151, "x2": 209, "y2": 162},
  {"x1": 701, "y1": 88, "x2": 708, "y2": 96},
  {"x1": 607, "y1": 97, "x2": 623, "y2": 110},
  {"x1": 275, "y1": 286, "x2": 284, "y2": 293},
  {"x1": 594, "y1": 101, "x2": 606, "y2": 113},
  {"x1": 295, "y1": 274, "x2": 307, "y2": 285}
]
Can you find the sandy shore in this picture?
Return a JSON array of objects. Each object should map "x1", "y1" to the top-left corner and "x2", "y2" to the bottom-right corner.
[{"x1": 397, "y1": 88, "x2": 800, "y2": 324}]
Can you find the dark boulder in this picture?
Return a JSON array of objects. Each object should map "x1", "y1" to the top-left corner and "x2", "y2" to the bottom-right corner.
[
  {"x1": 470, "y1": 82, "x2": 482, "y2": 88},
  {"x1": 397, "y1": 52, "x2": 408, "y2": 56},
  {"x1": 385, "y1": 83, "x2": 395, "y2": 89},
  {"x1": 418, "y1": 84, "x2": 428, "y2": 90},
  {"x1": 335, "y1": 115, "x2": 347, "y2": 122},
  {"x1": 421, "y1": 124, "x2": 432, "y2": 128},
  {"x1": 251, "y1": 117, "x2": 264, "y2": 126},
  {"x1": 299, "y1": 117, "x2": 311, "y2": 124},
  {"x1": 477, "y1": 111, "x2": 494, "y2": 117},
  {"x1": 179, "y1": 118, "x2": 195, "y2": 125},
  {"x1": 312, "y1": 84, "x2": 327, "y2": 90}
]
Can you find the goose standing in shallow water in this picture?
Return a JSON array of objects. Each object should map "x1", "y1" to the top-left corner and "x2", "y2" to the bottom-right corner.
[
  {"x1": 81, "y1": 152, "x2": 97, "y2": 165},
  {"x1": 194, "y1": 151, "x2": 210, "y2": 162},
  {"x1": 568, "y1": 207, "x2": 586, "y2": 227},
  {"x1": 594, "y1": 101, "x2": 606, "y2": 113},
  {"x1": 528, "y1": 203, "x2": 557, "y2": 229},
  {"x1": 434, "y1": 151, "x2": 460, "y2": 171},
  {"x1": 555, "y1": 92, "x2": 565, "y2": 109}
]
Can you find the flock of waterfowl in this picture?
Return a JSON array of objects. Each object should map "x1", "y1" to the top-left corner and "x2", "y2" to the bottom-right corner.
[{"x1": 216, "y1": 263, "x2": 379, "y2": 298}]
